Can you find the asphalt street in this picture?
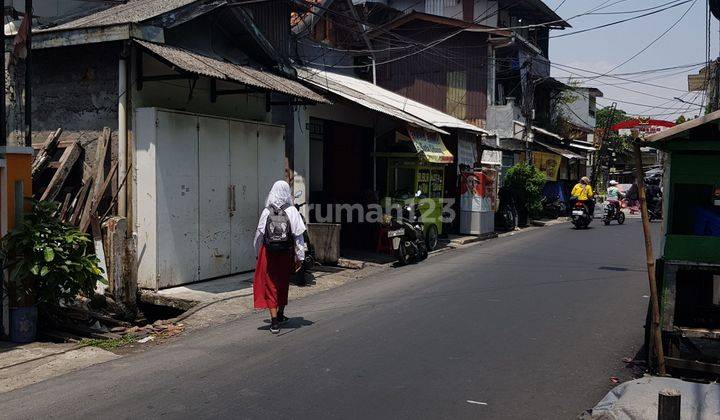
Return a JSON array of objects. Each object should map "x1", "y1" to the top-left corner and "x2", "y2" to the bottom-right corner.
[{"x1": 2, "y1": 219, "x2": 657, "y2": 419}]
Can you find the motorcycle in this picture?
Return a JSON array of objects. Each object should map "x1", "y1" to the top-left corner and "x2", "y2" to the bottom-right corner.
[
  {"x1": 570, "y1": 200, "x2": 592, "y2": 229},
  {"x1": 497, "y1": 186, "x2": 518, "y2": 231},
  {"x1": 541, "y1": 194, "x2": 565, "y2": 220},
  {"x1": 602, "y1": 201, "x2": 626, "y2": 225},
  {"x1": 292, "y1": 190, "x2": 316, "y2": 286},
  {"x1": 386, "y1": 190, "x2": 428, "y2": 266}
]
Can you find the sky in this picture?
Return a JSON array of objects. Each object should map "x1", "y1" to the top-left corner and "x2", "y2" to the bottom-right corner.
[{"x1": 547, "y1": 0, "x2": 716, "y2": 121}]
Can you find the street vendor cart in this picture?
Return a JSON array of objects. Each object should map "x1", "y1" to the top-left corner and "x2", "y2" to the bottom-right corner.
[
  {"x1": 642, "y1": 110, "x2": 720, "y2": 374},
  {"x1": 376, "y1": 126, "x2": 453, "y2": 250}
]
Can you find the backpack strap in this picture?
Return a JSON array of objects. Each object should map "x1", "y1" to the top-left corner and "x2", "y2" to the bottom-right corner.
[{"x1": 280, "y1": 203, "x2": 291, "y2": 211}]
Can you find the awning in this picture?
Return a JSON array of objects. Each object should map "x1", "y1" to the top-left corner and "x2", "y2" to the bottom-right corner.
[
  {"x1": 297, "y1": 67, "x2": 492, "y2": 135},
  {"x1": 135, "y1": 40, "x2": 328, "y2": 103},
  {"x1": 535, "y1": 140, "x2": 586, "y2": 160},
  {"x1": 408, "y1": 127, "x2": 454, "y2": 164},
  {"x1": 513, "y1": 120, "x2": 564, "y2": 141},
  {"x1": 568, "y1": 141, "x2": 596, "y2": 151}
]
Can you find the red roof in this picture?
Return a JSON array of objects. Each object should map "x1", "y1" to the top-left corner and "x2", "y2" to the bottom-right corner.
[{"x1": 611, "y1": 119, "x2": 675, "y2": 131}]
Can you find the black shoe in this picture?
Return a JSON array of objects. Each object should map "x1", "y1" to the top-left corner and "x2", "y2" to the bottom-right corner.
[
  {"x1": 270, "y1": 319, "x2": 280, "y2": 334},
  {"x1": 277, "y1": 314, "x2": 290, "y2": 325}
]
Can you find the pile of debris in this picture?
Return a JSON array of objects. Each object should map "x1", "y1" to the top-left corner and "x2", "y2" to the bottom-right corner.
[{"x1": 32, "y1": 127, "x2": 123, "y2": 234}]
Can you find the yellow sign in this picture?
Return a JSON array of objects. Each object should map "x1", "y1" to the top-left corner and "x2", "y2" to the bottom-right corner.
[
  {"x1": 532, "y1": 151, "x2": 561, "y2": 181},
  {"x1": 407, "y1": 127, "x2": 454, "y2": 164}
]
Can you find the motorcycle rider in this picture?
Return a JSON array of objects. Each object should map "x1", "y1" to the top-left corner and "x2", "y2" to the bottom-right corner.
[
  {"x1": 606, "y1": 180, "x2": 625, "y2": 215},
  {"x1": 571, "y1": 176, "x2": 595, "y2": 216},
  {"x1": 645, "y1": 177, "x2": 663, "y2": 216}
]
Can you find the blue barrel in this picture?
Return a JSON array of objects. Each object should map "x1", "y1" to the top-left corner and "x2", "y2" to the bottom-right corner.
[{"x1": 10, "y1": 306, "x2": 37, "y2": 343}]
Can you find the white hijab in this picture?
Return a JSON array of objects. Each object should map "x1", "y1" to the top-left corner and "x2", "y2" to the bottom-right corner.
[{"x1": 265, "y1": 180, "x2": 294, "y2": 209}]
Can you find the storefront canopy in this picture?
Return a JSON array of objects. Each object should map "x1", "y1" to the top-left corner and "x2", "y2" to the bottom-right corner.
[
  {"x1": 535, "y1": 140, "x2": 586, "y2": 160},
  {"x1": 297, "y1": 67, "x2": 491, "y2": 135},
  {"x1": 407, "y1": 127, "x2": 454, "y2": 164}
]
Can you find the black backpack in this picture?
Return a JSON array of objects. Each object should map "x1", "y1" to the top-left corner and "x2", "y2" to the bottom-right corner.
[{"x1": 264, "y1": 204, "x2": 293, "y2": 252}]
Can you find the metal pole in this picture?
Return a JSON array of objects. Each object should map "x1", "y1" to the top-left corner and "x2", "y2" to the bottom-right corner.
[
  {"x1": 634, "y1": 142, "x2": 666, "y2": 375},
  {"x1": 1, "y1": 3, "x2": 6, "y2": 148},
  {"x1": 24, "y1": 0, "x2": 31, "y2": 147},
  {"x1": 118, "y1": 54, "x2": 128, "y2": 217}
]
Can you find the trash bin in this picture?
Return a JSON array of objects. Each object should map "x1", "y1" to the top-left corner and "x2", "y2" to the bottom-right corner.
[{"x1": 307, "y1": 223, "x2": 341, "y2": 265}]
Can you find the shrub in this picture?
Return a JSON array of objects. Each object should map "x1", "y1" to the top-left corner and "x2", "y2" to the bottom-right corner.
[
  {"x1": 1, "y1": 200, "x2": 105, "y2": 309},
  {"x1": 504, "y1": 163, "x2": 547, "y2": 217}
]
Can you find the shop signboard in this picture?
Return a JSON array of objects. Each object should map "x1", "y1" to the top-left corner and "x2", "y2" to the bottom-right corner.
[
  {"x1": 407, "y1": 127, "x2": 454, "y2": 164},
  {"x1": 531, "y1": 151, "x2": 561, "y2": 181}
]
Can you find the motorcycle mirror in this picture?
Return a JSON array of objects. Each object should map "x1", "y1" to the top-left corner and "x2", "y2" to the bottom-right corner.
[{"x1": 415, "y1": 190, "x2": 422, "y2": 197}]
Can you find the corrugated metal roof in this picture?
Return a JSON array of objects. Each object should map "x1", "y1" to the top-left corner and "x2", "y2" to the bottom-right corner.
[
  {"x1": 535, "y1": 140, "x2": 585, "y2": 160},
  {"x1": 513, "y1": 120, "x2": 564, "y2": 141},
  {"x1": 45, "y1": 0, "x2": 202, "y2": 31},
  {"x1": 136, "y1": 40, "x2": 328, "y2": 103},
  {"x1": 298, "y1": 67, "x2": 492, "y2": 135}
]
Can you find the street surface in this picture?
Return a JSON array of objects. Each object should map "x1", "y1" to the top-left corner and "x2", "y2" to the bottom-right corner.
[{"x1": 2, "y1": 219, "x2": 656, "y2": 419}]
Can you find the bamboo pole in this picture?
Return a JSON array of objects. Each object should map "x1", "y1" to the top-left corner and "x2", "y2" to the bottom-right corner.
[{"x1": 633, "y1": 142, "x2": 666, "y2": 375}]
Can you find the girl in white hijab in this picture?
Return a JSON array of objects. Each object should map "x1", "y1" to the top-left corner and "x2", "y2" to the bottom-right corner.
[{"x1": 253, "y1": 180, "x2": 306, "y2": 333}]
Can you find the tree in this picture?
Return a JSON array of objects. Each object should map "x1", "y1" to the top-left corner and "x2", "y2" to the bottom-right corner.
[
  {"x1": 595, "y1": 106, "x2": 630, "y2": 129},
  {"x1": 675, "y1": 115, "x2": 687, "y2": 124}
]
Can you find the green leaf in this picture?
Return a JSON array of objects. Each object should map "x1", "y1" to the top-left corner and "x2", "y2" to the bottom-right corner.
[
  {"x1": 44, "y1": 247, "x2": 55, "y2": 262},
  {"x1": 40, "y1": 266, "x2": 49, "y2": 277},
  {"x1": 30, "y1": 264, "x2": 40, "y2": 276}
]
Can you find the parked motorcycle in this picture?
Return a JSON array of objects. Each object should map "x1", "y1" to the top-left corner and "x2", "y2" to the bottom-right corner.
[
  {"x1": 386, "y1": 191, "x2": 428, "y2": 266},
  {"x1": 541, "y1": 194, "x2": 565, "y2": 220},
  {"x1": 292, "y1": 190, "x2": 316, "y2": 286},
  {"x1": 602, "y1": 201, "x2": 626, "y2": 225},
  {"x1": 497, "y1": 186, "x2": 518, "y2": 231},
  {"x1": 570, "y1": 200, "x2": 592, "y2": 229}
]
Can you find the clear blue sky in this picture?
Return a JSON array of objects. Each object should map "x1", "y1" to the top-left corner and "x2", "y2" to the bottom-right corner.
[{"x1": 548, "y1": 0, "x2": 714, "y2": 121}]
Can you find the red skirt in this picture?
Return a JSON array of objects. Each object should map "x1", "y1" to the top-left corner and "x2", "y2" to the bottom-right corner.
[{"x1": 253, "y1": 245, "x2": 294, "y2": 309}]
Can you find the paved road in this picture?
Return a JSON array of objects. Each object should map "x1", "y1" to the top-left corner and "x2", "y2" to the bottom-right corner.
[{"x1": 3, "y1": 220, "x2": 656, "y2": 419}]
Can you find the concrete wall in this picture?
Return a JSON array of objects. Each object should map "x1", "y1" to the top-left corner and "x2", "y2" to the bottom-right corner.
[
  {"x1": 7, "y1": 43, "x2": 120, "y2": 146},
  {"x1": 562, "y1": 89, "x2": 596, "y2": 131},
  {"x1": 486, "y1": 98, "x2": 522, "y2": 139}
]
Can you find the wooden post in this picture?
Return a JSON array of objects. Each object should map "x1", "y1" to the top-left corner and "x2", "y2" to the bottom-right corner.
[
  {"x1": 634, "y1": 142, "x2": 666, "y2": 375},
  {"x1": 658, "y1": 389, "x2": 680, "y2": 420}
]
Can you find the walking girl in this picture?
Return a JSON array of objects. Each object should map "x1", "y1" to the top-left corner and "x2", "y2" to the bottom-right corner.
[{"x1": 253, "y1": 180, "x2": 306, "y2": 334}]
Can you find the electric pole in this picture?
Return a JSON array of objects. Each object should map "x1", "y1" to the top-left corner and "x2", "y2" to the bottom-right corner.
[
  {"x1": 591, "y1": 102, "x2": 617, "y2": 192},
  {"x1": 24, "y1": 0, "x2": 31, "y2": 147}
]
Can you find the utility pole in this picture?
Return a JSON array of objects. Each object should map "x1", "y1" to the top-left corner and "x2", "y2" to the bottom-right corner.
[
  {"x1": 24, "y1": 0, "x2": 31, "y2": 147},
  {"x1": 1, "y1": 2, "x2": 6, "y2": 148},
  {"x1": 520, "y1": 59, "x2": 533, "y2": 163},
  {"x1": 591, "y1": 102, "x2": 616, "y2": 192}
]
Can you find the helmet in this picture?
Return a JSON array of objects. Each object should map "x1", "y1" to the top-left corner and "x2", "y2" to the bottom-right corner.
[
  {"x1": 609, "y1": 180, "x2": 618, "y2": 186},
  {"x1": 581, "y1": 176, "x2": 590, "y2": 184}
]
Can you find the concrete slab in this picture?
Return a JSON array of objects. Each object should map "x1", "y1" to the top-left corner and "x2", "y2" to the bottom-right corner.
[
  {"x1": 0, "y1": 345, "x2": 119, "y2": 394},
  {"x1": 157, "y1": 272, "x2": 254, "y2": 303}
]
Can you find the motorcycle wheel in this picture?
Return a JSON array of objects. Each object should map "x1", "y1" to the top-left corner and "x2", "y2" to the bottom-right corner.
[
  {"x1": 617, "y1": 211, "x2": 626, "y2": 225},
  {"x1": 396, "y1": 241, "x2": 410, "y2": 266},
  {"x1": 426, "y1": 225, "x2": 439, "y2": 251},
  {"x1": 603, "y1": 219, "x2": 610, "y2": 226}
]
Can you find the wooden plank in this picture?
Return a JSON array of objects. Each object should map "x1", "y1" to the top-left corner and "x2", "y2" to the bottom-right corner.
[
  {"x1": 79, "y1": 161, "x2": 118, "y2": 233},
  {"x1": 32, "y1": 128, "x2": 62, "y2": 177},
  {"x1": 70, "y1": 177, "x2": 93, "y2": 226},
  {"x1": 40, "y1": 141, "x2": 81, "y2": 202},
  {"x1": 665, "y1": 356, "x2": 720, "y2": 375},
  {"x1": 59, "y1": 193, "x2": 72, "y2": 221},
  {"x1": 79, "y1": 129, "x2": 110, "y2": 232}
]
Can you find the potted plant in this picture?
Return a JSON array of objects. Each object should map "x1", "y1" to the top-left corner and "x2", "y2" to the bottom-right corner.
[
  {"x1": 504, "y1": 163, "x2": 546, "y2": 227},
  {"x1": 1, "y1": 201, "x2": 105, "y2": 342}
]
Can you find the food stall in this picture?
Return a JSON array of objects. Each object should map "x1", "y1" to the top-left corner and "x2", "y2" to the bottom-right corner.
[
  {"x1": 377, "y1": 126, "x2": 453, "y2": 248},
  {"x1": 642, "y1": 110, "x2": 720, "y2": 374}
]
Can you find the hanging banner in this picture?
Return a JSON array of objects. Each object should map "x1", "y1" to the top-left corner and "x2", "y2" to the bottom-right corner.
[
  {"x1": 531, "y1": 151, "x2": 561, "y2": 181},
  {"x1": 407, "y1": 126, "x2": 454, "y2": 164}
]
